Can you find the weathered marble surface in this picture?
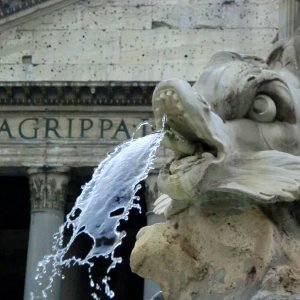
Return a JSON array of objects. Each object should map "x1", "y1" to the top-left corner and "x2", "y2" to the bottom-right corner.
[
  {"x1": 0, "y1": 0, "x2": 278, "y2": 82},
  {"x1": 131, "y1": 29, "x2": 300, "y2": 299}
]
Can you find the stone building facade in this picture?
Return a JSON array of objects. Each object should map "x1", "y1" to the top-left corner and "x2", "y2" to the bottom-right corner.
[{"x1": 0, "y1": 0, "x2": 294, "y2": 299}]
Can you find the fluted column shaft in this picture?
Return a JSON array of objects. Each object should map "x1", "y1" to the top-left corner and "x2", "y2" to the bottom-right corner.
[{"x1": 279, "y1": 0, "x2": 300, "y2": 40}]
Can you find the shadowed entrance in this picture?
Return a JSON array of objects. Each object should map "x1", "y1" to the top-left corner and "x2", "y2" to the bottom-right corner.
[{"x1": 0, "y1": 176, "x2": 30, "y2": 300}]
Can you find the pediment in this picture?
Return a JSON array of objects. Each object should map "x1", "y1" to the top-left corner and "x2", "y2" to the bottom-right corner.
[{"x1": 0, "y1": 0, "x2": 80, "y2": 30}]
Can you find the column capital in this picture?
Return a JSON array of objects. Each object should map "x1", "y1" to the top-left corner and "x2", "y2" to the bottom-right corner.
[{"x1": 27, "y1": 166, "x2": 70, "y2": 212}]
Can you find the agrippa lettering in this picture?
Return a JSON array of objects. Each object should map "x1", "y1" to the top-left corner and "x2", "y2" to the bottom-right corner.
[{"x1": 0, "y1": 117, "x2": 149, "y2": 142}]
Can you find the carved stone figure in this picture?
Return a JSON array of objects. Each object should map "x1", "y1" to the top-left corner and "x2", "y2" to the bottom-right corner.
[{"x1": 131, "y1": 29, "x2": 300, "y2": 299}]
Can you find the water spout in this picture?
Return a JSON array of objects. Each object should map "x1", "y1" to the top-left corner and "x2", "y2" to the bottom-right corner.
[{"x1": 32, "y1": 131, "x2": 164, "y2": 299}]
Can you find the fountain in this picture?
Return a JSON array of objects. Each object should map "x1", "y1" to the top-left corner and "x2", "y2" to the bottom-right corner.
[
  {"x1": 32, "y1": 29, "x2": 300, "y2": 300},
  {"x1": 131, "y1": 29, "x2": 300, "y2": 299}
]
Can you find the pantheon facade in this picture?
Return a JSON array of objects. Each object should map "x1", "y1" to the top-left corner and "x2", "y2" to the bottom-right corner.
[{"x1": 0, "y1": 0, "x2": 296, "y2": 299}]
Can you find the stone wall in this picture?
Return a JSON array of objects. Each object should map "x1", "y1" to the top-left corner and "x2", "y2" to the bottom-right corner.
[{"x1": 0, "y1": 0, "x2": 279, "y2": 82}]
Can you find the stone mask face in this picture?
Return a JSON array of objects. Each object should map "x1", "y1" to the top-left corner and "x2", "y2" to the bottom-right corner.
[{"x1": 153, "y1": 34, "x2": 300, "y2": 211}]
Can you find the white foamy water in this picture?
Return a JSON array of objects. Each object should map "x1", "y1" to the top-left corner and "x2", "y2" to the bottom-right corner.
[{"x1": 32, "y1": 131, "x2": 164, "y2": 300}]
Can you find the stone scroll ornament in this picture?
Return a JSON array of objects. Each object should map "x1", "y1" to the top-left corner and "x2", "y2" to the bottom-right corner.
[{"x1": 130, "y1": 29, "x2": 300, "y2": 300}]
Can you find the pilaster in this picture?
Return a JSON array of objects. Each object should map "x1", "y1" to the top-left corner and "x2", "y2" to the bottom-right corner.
[{"x1": 279, "y1": 0, "x2": 300, "y2": 40}]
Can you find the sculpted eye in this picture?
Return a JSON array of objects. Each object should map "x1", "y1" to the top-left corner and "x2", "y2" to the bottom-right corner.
[{"x1": 248, "y1": 94, "x2": 276, "y2": 123}]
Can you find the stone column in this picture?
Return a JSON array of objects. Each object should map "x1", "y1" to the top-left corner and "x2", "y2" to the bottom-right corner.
[
  {"x1": 143, "y1": 170, "x2": 165, "y2": 300},
  {"x1": 24, "y1": 167, "x2": 70, "y2": 300}
]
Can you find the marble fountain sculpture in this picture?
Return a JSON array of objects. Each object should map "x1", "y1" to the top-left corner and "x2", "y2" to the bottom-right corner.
[{"x1": 130, "y1": 30, "x2": 300, "y2": 299}]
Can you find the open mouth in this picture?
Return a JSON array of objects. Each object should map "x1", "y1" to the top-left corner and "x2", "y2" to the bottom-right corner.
[{"x1": 152, "y1": 80, "x2": 221, "y2": 175}]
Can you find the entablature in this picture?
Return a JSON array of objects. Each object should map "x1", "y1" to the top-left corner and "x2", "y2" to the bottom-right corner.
[{"x1": 0, "y1": 81, "x2": 170, "y2": 169}]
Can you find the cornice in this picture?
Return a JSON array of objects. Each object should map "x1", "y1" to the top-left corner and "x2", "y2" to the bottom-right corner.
[
  {"x1": 0, "y1": 81, "x2": 158, "y2": 87},
  {"x1": 0, "y1": 83, "x2": 155, "y2": 106},
  {"x1": 0, "y1": 0, "x2": 50, "y2": 18}
]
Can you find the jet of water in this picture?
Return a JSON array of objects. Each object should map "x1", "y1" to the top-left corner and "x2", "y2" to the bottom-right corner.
[{"x1": 32, "y1": 131, "x2": 164, "y2": 299}]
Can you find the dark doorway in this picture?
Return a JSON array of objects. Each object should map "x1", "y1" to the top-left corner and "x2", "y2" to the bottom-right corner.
[
  {"x1": 61, "y1": 172, "x2": 146, "y2": 300},
  {"x1": 0, "y1": 176, "x2": 31, "y2": 300}
]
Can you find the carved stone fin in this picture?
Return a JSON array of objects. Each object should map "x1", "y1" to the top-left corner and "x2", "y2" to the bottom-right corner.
[{"x1": 206, "y1": 150, "x2": 300, "y2": 203}]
